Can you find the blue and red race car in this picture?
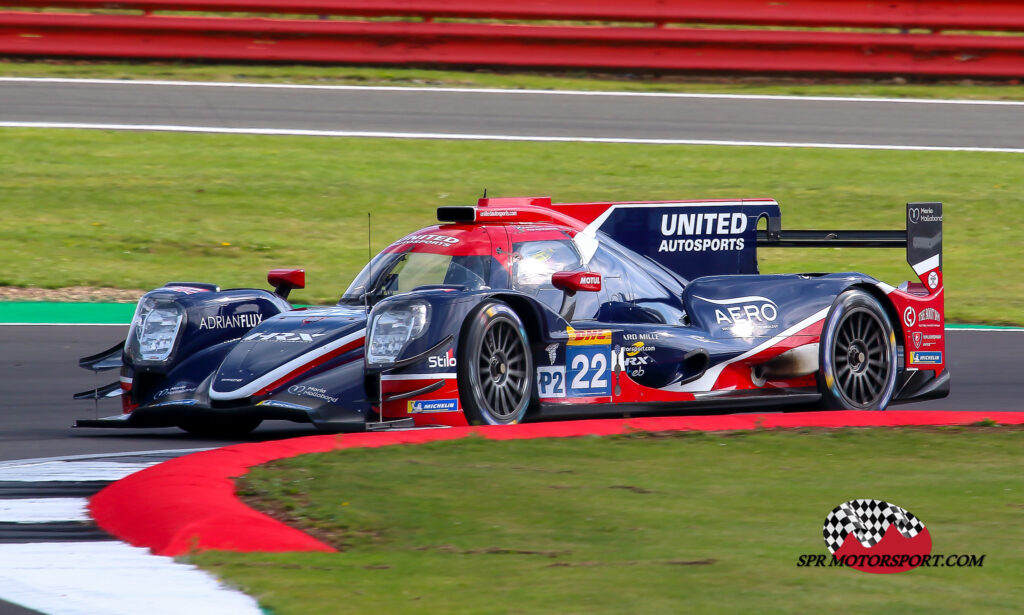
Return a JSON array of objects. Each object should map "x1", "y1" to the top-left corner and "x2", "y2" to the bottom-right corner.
[{"x1": 76, "y1": 197, "x2": 948, "y2": 435}]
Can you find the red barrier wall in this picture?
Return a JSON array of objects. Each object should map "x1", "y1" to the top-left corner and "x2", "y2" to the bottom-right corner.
[
  {"x1": 2, "y1": 1, "x2": 1024, "y2": 76},
  {"x1": 8, "y1": 1, "x2": 1024, "y2": 31}
]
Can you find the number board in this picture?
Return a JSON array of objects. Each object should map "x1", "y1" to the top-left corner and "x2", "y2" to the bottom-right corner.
[
  {"x1": 565, "y1": 327, "x2": 613, "y2": 398},
  {"x1": 537, "y1": 366, "x2": 566, "y2": 398}
]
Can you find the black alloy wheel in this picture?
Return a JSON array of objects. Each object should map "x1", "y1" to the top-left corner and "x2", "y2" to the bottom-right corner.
[
  {"x1": 818, "y1": 289, "x2": 897, "y2": 410},
  {"x1": 458, "y1": 302, "x2": 534, "y2": 425}
]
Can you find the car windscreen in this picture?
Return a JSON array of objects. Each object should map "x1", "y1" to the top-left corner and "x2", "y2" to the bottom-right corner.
[{"x1": 340, "y1": 248, "x2": 490, "y2": 304}]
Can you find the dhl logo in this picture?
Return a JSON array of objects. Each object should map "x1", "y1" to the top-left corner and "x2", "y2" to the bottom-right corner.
[{"x1": 567, "y1": 327, "x2": 612, "y2": 346}]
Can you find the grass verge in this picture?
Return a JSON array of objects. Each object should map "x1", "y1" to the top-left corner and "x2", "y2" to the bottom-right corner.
[
  {"x1": 2, "y1": 128, "x2": 1022, "y2": 323},
  {"x1": 192, "y1": 426, "x2": 1024, "y2": 614},
  {"x1": 5, "y1": 60, "x2": 1024, "y2": 100}
]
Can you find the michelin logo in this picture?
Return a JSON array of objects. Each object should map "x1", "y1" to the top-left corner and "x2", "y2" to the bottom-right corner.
[
  {"x1": 910, "y1": 351, "x2": 943, "y2": 364},
  {"x1": 408, "y1": 398, "x2": 459, "y2": 413},
  {"x1": 659, "y1": 212, "x2": 748, "y2": 253}
]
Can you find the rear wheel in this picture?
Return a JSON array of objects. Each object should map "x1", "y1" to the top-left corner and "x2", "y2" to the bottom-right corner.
[
  {"x1": 458, "y1": 302, "x2": 534, "y2": 425},
  {"x1": 817, "y1": 289, "x2": 897, "y2": 410},
  {"x1": 178, "y1": 417, "x2": 261, "y2": 437}
]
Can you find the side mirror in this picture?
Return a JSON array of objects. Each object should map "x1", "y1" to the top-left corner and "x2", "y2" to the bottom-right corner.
[
  {"x1": 551, "y1": 271, "x2": 602, "y2": 295},
  {"x1": 268, "y1": 268, "x2": 305, "y2": 300}
]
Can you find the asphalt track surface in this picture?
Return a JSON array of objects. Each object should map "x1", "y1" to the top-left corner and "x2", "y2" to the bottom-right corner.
[
  {"x1": 0, "y1": 325, "x2": 1017, "y2": 462},
  {"x1": 3, "y1": 78, "x2": 1024, "y2": 150}
]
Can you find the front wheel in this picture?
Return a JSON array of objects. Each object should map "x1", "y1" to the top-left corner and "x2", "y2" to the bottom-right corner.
[
  {"x1": 817, "y1": 289, "x2": 898, "y2": 410},
  {"x1": 458, "y1": 302, "x2": 534, "y2": 425}
]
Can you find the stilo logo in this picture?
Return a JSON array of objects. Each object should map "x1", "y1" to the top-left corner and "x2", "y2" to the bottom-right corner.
[
  {"x1": 823, "y1": 499, "x2": 931, "y2": 574},
  {"x1": 427, "y1": 348, "x2": 457, "y2": 369}
]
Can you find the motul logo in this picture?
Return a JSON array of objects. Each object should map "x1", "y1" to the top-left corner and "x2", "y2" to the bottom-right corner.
[{"x1": 579, "y1": 276, "x2": 600, "y2": 285}]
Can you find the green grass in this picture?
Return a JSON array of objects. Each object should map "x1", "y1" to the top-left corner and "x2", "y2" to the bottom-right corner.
[
  {"x1": 2, "y1": 128, "x2": 1021, "y2": 323},
  {"x1": 192, "y1": 427, "x2": 1024, "y2": 614},
  {"x1": 6, "y1": 59, "x2": 1024, "y2": 100}
]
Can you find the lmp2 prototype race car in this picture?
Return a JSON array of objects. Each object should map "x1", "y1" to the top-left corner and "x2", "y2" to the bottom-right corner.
[{"x1": 76, "y1": 196, "x2": 948, "y2": 436}]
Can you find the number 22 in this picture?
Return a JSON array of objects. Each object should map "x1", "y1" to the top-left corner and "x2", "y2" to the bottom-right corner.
[{"x1": 570, "y1": 353, "x2": 608, "y2": 391}]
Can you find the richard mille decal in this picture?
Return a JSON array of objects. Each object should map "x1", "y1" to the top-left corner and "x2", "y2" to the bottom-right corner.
[{"x1": 623, "y1": 332, "x2": 661, "y2": 341}]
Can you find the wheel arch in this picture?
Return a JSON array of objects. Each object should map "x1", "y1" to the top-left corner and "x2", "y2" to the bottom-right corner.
[
  {"x1": 850, "y1": 282, "x2": 904, "y2": 346},
  {"x1": 481, "y1": 292, "x2": 547, "y2": 348}
]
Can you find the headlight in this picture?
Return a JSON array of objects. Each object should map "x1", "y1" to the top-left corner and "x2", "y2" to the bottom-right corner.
[
  {"x1": 366, "y1": 301, "x2": 430, "y2": 365},
  {"x1": 126, "y1": 296, "x2": 185, "y2": 363}
]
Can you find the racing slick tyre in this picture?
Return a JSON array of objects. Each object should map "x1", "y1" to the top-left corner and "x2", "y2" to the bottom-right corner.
[
  {"x1": 458, "y1": 302, "x2": 534, "y2": 425},
  {"x1": 177, "y1": 417, "x2": 262, "y2": 437},
  {"x1": 817, "y1": 289, "x2": 898, "y2": 410}
]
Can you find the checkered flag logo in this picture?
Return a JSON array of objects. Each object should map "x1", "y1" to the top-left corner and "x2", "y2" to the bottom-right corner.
[{"x1": 823, "y1": 499, "x2": 925, "y2": 554}]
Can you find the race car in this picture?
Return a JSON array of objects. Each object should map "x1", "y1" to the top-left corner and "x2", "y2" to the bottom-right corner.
[{"x1": 75, "y1": 196, "x2": 949, "y2": 436}]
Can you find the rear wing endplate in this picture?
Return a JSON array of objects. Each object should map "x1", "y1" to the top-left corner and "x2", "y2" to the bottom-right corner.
[{"x1": 757, "y1": 202, "x2": 942, "y2": 281}]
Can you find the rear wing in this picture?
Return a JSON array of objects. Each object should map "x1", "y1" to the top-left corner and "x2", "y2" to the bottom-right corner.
[
  {"x1": 758, "y1": 202, "x2": 943, "y2": 287},
  {"x1": 438, "y1": 197, "x2": 941, "y2": 288}
]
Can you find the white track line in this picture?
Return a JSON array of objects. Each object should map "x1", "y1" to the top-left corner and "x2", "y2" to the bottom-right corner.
[
  {"x1": 0, "y1": 448, "x2": 207, "y2": 468},
  {"x1": 3, "y1": 121, "x2": 1024, "y2": 153},
  {"x1": 0, "y1": 498, "x2": 89, "y2": 523},
  {"x1": 0, "y1": 542, "x2": 263, "y2": 615},
  {"x1": 0, "y1": 461, "x2": 158, "y2": 482},
  {"x1": 3, "y1": 77, "x2": 1024, "y2": 107},
  {"x1": 0, "y1": 452, "x2": 262, "y2": 615}
]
